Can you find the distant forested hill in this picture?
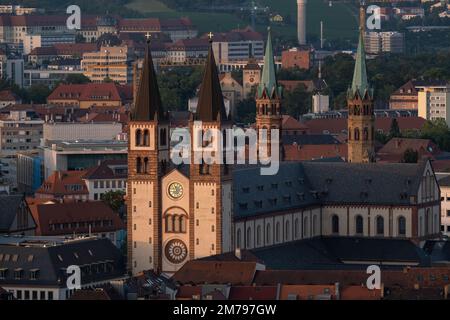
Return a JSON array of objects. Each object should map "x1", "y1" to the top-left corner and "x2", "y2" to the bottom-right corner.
[
  {"x1": 160, "y1": 0, "x2": 246, "y2": 11},
  {"x1": 0, "y1": 0, "x2": 142, "y2": 17}
]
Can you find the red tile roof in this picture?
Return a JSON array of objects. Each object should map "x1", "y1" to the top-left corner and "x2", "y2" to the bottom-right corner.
[
  {"x1": 53, "y1": 43, "x2": 98, "y2": 56},
  {"x1": 340, "y1": 286, "x2": 381, "y2": 300},
  {"x1": 35, "y1": 170, "x2": 88, "y2": 198},
  {"x1": 377, "y1": 137, "x2": 440, "y2": 162},
  {"x1": 27, "y1": 199, "x2": 125, "y2": 236},
  {"x1": 172, "y1": 261, "x2": 257, "y2": 285},
  {"x1": 282, "y1": 115, "x2": 309, "y2": 131},
  {"x1": 0, "y1": 89, "x2": 20, "y2": 102},
  {"x1": 48, "y1": 83, "x2": 132, "y2": 103},
  {"x1": 29, "y1": 46, "x2": 58, "y2": 56},
  {"x1": 176, "y1": 286, "x2": 202, "y2": 299},
  {"x1": 228, "y1": 286, "x2": 278, "y2": 300}
]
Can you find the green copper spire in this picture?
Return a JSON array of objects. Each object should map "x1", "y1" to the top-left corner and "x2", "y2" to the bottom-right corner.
[
  {"x1": 349, "y1": 28, "x2": 370, "y2": 99},
  {"x1": 258, "y1": 27, "x2": 282, "y2": 99}
]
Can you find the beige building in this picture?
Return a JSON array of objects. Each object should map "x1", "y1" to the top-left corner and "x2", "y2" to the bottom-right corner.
[
  {"x1": 219, "y1": 73, "x2": 243, "y2": 118},
  {"x1": 0, "y1": 110, "x2": 43, "y2": 187},
  {"x1": 439, "y1": 176, "x2": 450, "y2": 236},
  {"x1": 82, "y1": 45, "x2": 130, "y2": 84},
  {"x1": 417, "y1": 82, "x2": 450, "y2": 125}
]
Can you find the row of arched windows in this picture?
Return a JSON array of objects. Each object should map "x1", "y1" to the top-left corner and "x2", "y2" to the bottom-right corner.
[
  {"x1": 257, "y1": 103, "x2": 279, "y2": 116},
  {"x1": 348, "y1": 127, "x2": 371, "y2": 141},
  {"x1": 331, "y1": 214, "x2": 406, "y2": 236},
  {"x1": 236, "y1": 215, "x2": 318, "y2": 249},
  {"x1": 238, "y1": 214, "x2": 409, "y2": 248},
  {"x1": 135, "y1": 128, "x2": 168, "y2": 147},
  {"x1": 349, "y1": 104, "x2": 372, "y2": 116},
  {"x1": 165, "y1": 214, "x2": 187, "y2": 233}
]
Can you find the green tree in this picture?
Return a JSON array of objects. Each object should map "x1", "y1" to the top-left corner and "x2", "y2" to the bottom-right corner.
[
  {"x1": 65, "y1": 74, "x2": 91, "y2": 84},
  {"x1": 235, "y1": 98, "x2": 256, "y2": 124},
  {"x1": 283, "y1": 85, "x2": 311, "y2": 117},
  {"x1": 403, "y1": 148, "x2": 419, "y2": 163},
  {"x1": 421, "y1": 119, "x2": 450, "y2": 151},
  {"x1": 389, "y1": 118, "x2": 401, "y2": 138},
  {"x1": 102, "y1": 190, "x2": 126, "y2": 214}
]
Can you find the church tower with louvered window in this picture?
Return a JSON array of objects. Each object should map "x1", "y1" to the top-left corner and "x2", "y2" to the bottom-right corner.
[{"x1": 347, "y1": 9, "x2": 375, "y2": 163}]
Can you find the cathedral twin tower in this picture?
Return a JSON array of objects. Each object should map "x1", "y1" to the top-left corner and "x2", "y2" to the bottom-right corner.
[{"x1": 127, "y1": 24, "x2": 374, "y2": 274}]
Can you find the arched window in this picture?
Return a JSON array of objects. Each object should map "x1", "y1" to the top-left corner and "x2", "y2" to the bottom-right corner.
[
  {"x1": 136, "y1": 157, "x2": 142, "y2": 174},
  {"x1": 143, "y1": 157, "x2": 149, "y2": 174},
  {"x1": 303, "y1": 216, "x2": 309, "y2": 238},
  {"x1": 266, "y1": 223, "x2": 271, "y2": 244},
  {"x1": 312, "y1": 215, "x2": 317, "y2": 236},
  {"x1": 256, "y1": 225, "x2": 261, "y2": 246},
  {"x1": 376, "y1": 216, "x2": 384, "y2": 236},
  {"x1": 160, "y1": 128, "x2": 167, "y2": 146},
  {"x1": 354, "y1": 128, "x2": 360, "y2": 141},
  {"x1": 246, "y1": 227, "x2": 252, "y2": 248},
  {"x1": 165, "y1": 215, "x2": 173, "y2": 232},
  {"x1": 180, "y1": 216, "x2": 186, "y2": 233},
  {"x1": 398, "y1": 216, "x2": 406, "y2": 236},
  {"x1": 363, "y1": 127, "x2": 369, "y2": 141},
  {"x1": 285, "y1": 220, "x2": 290, "y2": 241},
  {"x1": 355, "y1": 215, "x2": 363, "y2": 235},
  {"x1": 173, "y1": 215, "x2": 179, "y2": 232},
  {"x1": 332, "y1": 215, "x2": 339, "y2": 234},
  {"x1": 294, "y1": 218, "x2": 299, "y2": 239},
  {"x1": 425, "y1": 209, "x2": 430, "y2": 235},
  {"x1": 236, "y1": 229, "x2": 242, "y2": 248},
  {"x1": 275, "y1": 222, "x2": 280, "y2": 243},
  {"x1": 135, "y1": 129, "x2": 142, "y2": 146},
  {"x1": 143, "y1": 129, "x2": 150, "y2": 146}
]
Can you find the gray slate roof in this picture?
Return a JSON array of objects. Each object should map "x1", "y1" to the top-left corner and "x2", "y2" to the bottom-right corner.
[
  {"x1": 250, "y1": 236, "x2": 427, "y2": 270},
  {"x1": 0, "y1": 237, "x2": 125, "y2": 287},
  {"x1": 0, "y1": 195, "x2": 25, "y2": 232},
  {"x1": 233, "y1": 161, "x2": 426, "y2": 219}
]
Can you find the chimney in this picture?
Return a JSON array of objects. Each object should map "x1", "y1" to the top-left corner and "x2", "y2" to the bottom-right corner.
[
  {"x1": 235, "y1": 248, "x2": 241, "y2": 260},
  {"x1": 334, "y1": 282, "x2": 340, "y2": 300}
]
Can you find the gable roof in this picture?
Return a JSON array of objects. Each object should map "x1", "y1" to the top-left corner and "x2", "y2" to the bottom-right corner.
[
  {"x1": 35, "y1": 170, "x2": 88, "y2": 197},
  {"x1": 0, "y1": 237, "x2": 124, "y2": 287},
  {"x1": 27, "y1": 200, "x2": 125, "y2": 236},
  {"x1": 48, "y1": 83, "x2": 131, "y2": 103},
  {"x1": 0, "y1": 195, "x2": 27, "y2": 232},
  {"x1": 233, "y1": 160, "x2": 428, "y2": 219},
  {"x1": 172, "y1": 261, "x2": 257, "y2": 285}
]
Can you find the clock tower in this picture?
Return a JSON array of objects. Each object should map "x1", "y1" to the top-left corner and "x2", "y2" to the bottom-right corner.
[{"x1": 243, "y1": 58, "x2": 261, "y2": 98}]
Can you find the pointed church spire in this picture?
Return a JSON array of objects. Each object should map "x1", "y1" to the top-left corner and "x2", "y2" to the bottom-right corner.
[
  {"x1": 349, "y1": 17, "x2": 370, "y2": 99},
  {"x1": 258, "y1": 27, "x2": 282, "y2": 99},
  {"x1": 195, "y1": 34, "x2": 228, "y2": 122},
  {"x1": 132, "y1": 35, "x2": 165, "y2": 121}
]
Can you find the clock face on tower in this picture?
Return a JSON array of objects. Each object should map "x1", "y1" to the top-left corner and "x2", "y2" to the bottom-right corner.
[
  {"x1": 168, "y1": 182, "x2": 183, "y2": 199},
  {"x1": 249, "y1": 77, "x2": 254, "y2": 83},
  {"x1": 165, "y1": 239, "x2": 188, "y2": 264}
]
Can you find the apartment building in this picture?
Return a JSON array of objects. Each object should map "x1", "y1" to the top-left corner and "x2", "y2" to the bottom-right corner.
[
  {"x1": 211, "y1": 28, "x2": 264, "y2": 64},
  {"x1": 82, "y1": 45, "x2": 131, "y2": 84},
  {"x1": 365, "y1": 31, "x2": 404, "y2": 55},
  {"x1": 417, "y1": 81, "x2": 450, "y2": 125},
  {"x1": 0, "y1": 110, "x2": 44, "y2": 187}
]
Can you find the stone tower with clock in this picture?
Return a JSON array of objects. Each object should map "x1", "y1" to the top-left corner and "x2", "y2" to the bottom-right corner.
[
  {"x1": 128, "y1": 38, "x2": 170, "y2": 274},
  {"x1": 128, "y1": 36, "x2": 234, "y2": 275}
]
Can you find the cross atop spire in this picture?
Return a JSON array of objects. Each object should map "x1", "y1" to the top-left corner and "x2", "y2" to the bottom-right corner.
[
  {"x1": 257, "y1": 27, "x2": 282, "y2": 99},
  {"x1": 207, "y1": 31, "x2": 214, "y2": 42},
  {"x1": 145, "y1": 32, "x2": 152, "y2": 43},
  {"x1": 132, "y1": 38, "x2": 166, "y2": 121},
  {"x1": 194, "y1": 40, "x2": 228, "y2": 122}
]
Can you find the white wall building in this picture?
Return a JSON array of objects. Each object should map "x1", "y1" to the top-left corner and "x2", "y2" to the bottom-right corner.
[{"x1": 417, "y1": 82, "x2": 450, "y2": 125}]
